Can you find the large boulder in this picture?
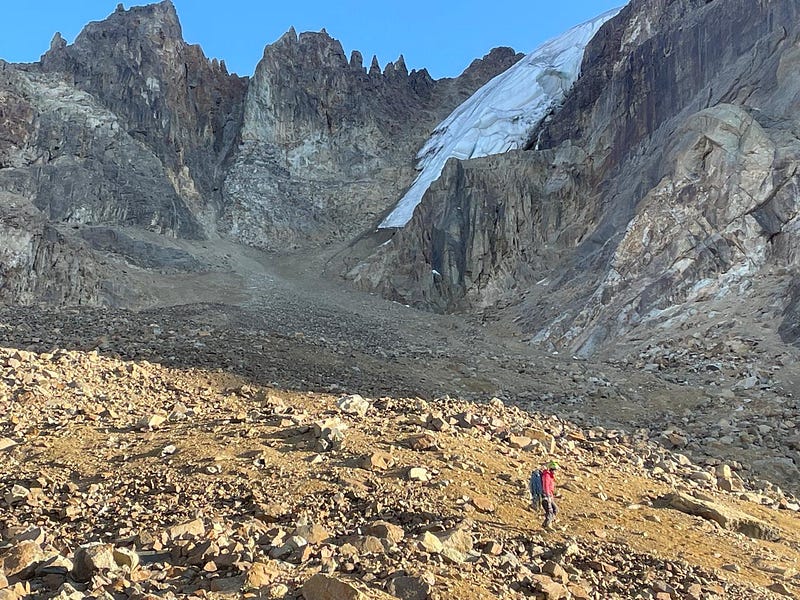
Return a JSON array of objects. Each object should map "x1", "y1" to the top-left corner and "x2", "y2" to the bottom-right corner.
[{"x1": 656, "y1": 492, "x2": 780, "y2": 541}]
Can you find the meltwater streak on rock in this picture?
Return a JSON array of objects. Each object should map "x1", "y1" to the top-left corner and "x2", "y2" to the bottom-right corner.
[{"x1": 379, "y1": 7, "x2": 622, "y2": 229}]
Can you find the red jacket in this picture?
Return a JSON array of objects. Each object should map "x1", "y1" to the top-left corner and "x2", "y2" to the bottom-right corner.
[{"x1": 542, "y1": 468, "x2": 556, "y2": 496}]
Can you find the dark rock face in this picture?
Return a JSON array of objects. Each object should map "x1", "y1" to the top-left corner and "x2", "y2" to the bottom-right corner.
[
  {"x1": 38, "y1": 0, "x2": 248, "y2": 234},
  {"x1": 0, "y1": 193, "x2": 105, "y2": 305},
  {"x1": 0, "y1": 61, "x2": 201, "y2": 238},
  {"x1": 355, "y1": 0, "x2": 800, "y2": 355},
  {"x1": 222, "y1": 30, "x2": 521, "y2": 250},
  {"x1": 0, "y1": 3, "x2": 244, "y2": 306},
  {"x1": 0, "y1": 1, "x2": 521, "y2": 306}
]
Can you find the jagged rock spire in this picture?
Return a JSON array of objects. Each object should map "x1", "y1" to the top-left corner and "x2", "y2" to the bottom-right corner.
[
  {"x1": 369, "y1": 55, "x2": 381, "y2": 76},
  {"x1": 49, "y1": 32, "x2": 66, "y2": 52},
  {"x1": 395, "y1": 54, "x2": 408, "y2": 76}
]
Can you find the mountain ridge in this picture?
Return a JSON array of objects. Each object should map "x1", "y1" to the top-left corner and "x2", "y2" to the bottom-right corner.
[
  {"x1": 2, "y1": 4, "x2": 800, "y2": 597},
  {"x1": 0, "y1": 1, "x2": 520, "y2": 303},
  {"x1": 349, "y1": 0, "x2": 800, "y2": 359}
]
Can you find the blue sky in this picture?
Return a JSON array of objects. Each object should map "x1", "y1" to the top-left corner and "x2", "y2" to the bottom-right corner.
[{"x1": 0, "y1": 1, "x2": 625, "y2": 79}]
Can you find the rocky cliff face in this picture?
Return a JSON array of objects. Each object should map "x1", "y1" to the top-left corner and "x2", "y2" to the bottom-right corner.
[
  {"x1": 0, "y1": 1, "x2": 519, "y2": 305},
  {"x1": 38, "y1": 0, "x2": 248, "y2": 235},
  {"x1": 353, "y1": 0, "x2": 800, "y2": 356},
  {"x1": 0, "y1": 192, "x2": 103, "y2": 305},
  {"x1": 0, "y1": 1, "x2": 250, "y2": 306},
  {"x1": 222, "y1": 30, "x2": 520, "y2": 250},
  {"x1": 0, "y1": 62, "x2": 201, "y2": 238}
]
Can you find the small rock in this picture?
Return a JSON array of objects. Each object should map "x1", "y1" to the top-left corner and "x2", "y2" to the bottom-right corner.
[
  {"x1": 4, "y1": 485, "x2": 30, "y2": 505},
  {"x1": 161, "y1": 444, "x2": 177, "y2": 456},
  {"x1": 470, "y1": 495, "x2": 495, "y2": 513},
  {"x1": 407, "y1": 433, "x2": 438, "y2": 451},
  {"x1": 530, "y1": 574, "x2": 568, "y2": 599},
  {"x1": 408, "y1": 467, "x2": 431, "y2": 482},
  {"x1": 508, "y1": 435, "x2": 532, "y2": 449},
  {"x1": 767, "y1": 582, "x2": 794, "y2": 597},
  {"x1": 165, "y1": 518, "x2": 205, "y2": 540},
  {"x1": 138, "y1": 414, "x2": 166, "y2": 429},
  {"x1": 388, "y1": 575, "x2": 432, "y2": 600},
  {"x1": 418, "y1": 531, "x2": 443, "y2": 554},
  {"x1": 72, "y1": 543, "x2": 117, "y2": 582},
  {"x1": 361, "y1": 449, "x2": 394, "y2": 471},
  {"x1": 337, "y1": 394, "x2": 370, "y2": 417},
  {"x1": 363, "y1": 521, "x2": 404, "y2": 544},
  {"x1": 301, "y1": 573, "x2": 392, "y2": 599},
  {"x1": 112, "y1": 547, "x2": 139, "y2": 571},
  {"x1": 436, "y1": 527, "x2": 473, "y2": 564},
  {"x1": 267, "y1": 583, "x2": 290, "y2": 598},
  {"x1": 243, "y1": 562, "x2": 279, "y2": 590},
  {"x1": 0, "y1": 541, "x2": 45, "y2": 579},
  {"x1": 313, "y1": 418, "x2": 348, "y2": 452}
]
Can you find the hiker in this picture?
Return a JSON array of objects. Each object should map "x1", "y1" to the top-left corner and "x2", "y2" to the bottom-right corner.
[{"x1": 529, "y1": 460, "x2": 559, "y2": 529}]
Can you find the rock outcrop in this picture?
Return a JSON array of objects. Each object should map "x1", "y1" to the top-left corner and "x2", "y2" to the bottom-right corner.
[
  {"x1": 352, "y1": 0, "x2": 800, "y2": 356},
  {"x1": 0, "y1": 63, "x2": 203, "y2": 238},
  {"x1": 39, "y1": 0, "x2": 248, "y2": 234},
  {"x1": 0, "y1": 2, "x2": 251, "y2": 306},
  {"x1": 0, "y1": 1, "x2": 520, "y2": 305},
  {"x1": 222, "y1": 31, "x2": 520, "y2": 250}
]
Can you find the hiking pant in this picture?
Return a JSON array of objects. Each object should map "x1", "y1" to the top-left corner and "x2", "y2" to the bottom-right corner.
[{"x1": 541, "y1": 495, "x2": 557, "y2": 526}]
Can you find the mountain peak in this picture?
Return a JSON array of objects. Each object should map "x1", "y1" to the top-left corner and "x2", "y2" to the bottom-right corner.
[
  {"x1": 84, "y1": 0, "x2": 183, "y2": 44},
  {"x1": 48, "y1": 32, "x2": 66, "y2": 53},
  {"x1": 260, "y1": 29, "x2": 348, "y2": 70}
]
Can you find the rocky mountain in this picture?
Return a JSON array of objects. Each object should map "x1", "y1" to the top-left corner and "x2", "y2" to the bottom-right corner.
[
  {"x1": 222, "y1": 30, "x2": 520, "y2": 250},
  {"x1": 0, "y1": 0, "x2": 519, "y2": 303},
  {"x1": 350, "y1": 0, "x2": 800, "y2": 359},
  {"x1": 37, "y1": 1, "x2": 247, "y2": 238},
  {"x1": 3, "y1": 4, "x2": 800, "y2": 596},
  {"x1": 4, "y1": 0, "x2": 800, "y2": 357}
]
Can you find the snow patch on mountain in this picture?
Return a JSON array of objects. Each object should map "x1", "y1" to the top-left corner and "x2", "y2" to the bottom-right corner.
[{"x1": 380, "y1": 7, "x2": 623, "y2": 229}]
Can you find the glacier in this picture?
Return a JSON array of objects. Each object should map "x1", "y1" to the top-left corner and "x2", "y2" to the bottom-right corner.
[{"x1": 379, "y1": 7, "x2": 623, "y2": 229}]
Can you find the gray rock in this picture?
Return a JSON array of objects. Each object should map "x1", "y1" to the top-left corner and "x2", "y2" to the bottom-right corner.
[
  {"x1": 388, "y1": 575, "x2": 432, "y2": 600},
  {"x1": 351, "y1": 0, "x2": 800, "y2": 365},
  {"x1": 656, "y1": 492, "x2": 780, "y2": 541},
  {"x1": 71, "y1": 543, "x2": 118, "y2": 582}
]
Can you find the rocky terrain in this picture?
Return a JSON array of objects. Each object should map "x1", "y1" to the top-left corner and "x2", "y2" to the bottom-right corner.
[
  {"x1": 351, "y1": 0, "x2": 800, "y2": 359},
  {"x1": 0, "y1": 0, "x2": 519, "y2": 306},
  {"x1": 223, "y1": 29, "x2": 521, "y2": 251},
  {"x1": 1, "y1": 336, "x2": 799, "y2": 600},
  {"x1": 0, "y1": 242, "x2": 797, "y2": 598},
  {"x1": 3, "y1": 1, "x2": 800, "y2": 598}
]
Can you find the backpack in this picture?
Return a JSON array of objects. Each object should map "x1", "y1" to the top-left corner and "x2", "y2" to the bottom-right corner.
[{"x1": 529, "y1": 469, "x2": 544, "y2": 504}]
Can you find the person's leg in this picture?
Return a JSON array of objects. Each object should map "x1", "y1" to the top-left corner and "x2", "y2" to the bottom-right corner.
[{"x1": 542, "y1": 497, "x2": 554, "y2": 527}]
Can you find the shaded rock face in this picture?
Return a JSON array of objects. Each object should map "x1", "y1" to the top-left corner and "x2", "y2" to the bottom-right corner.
[
  {"x1": 0, "y1": 1, "x2": 520, "y2": 306},
  {"x1": 0, "y1": 193, "x2": 106, "y2": 305},
  {"x1": 0, "y1": 2, "x2": 247, "y2": 307},
  {"x1": 222, "y1": 31, "x2": 521, "y2": 250},
  {"x1": 0, "y1": 63, "x2": 200, "y2": 238},
  {"x1": 354, "y1": 0, "x2": 800, "y2": 355},
  {"x1": 38, "y1": 0, "x2": 247, "y2": 234}
]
